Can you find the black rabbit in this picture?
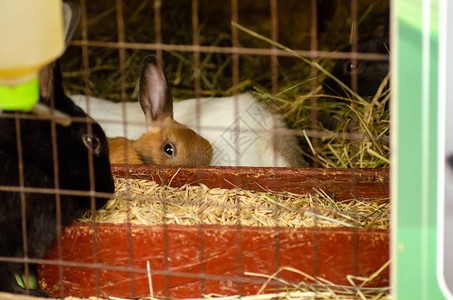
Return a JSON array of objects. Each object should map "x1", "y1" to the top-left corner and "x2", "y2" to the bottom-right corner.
[
  {"x1": 0, "y1": 1, "x2": 114, "y2": 296},
  {"x1": 317, "y1": 35, "x2": 389, "y2": 132},
  {"x1": 323, "y1": 36, "x2": 389, "y2": 100}
]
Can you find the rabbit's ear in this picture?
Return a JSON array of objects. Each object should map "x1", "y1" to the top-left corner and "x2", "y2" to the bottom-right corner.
[
  {"x1": 38, "y1": 64, "x2": 56, "y2": 101},
  {"x1": 138, "y1": 55, "x2": 174, "y2": 129},
  {"x1": 62, "y1": 0, "x2": 80, "y2": 49},
  {"x1": 36, "y1": 61, "x2": 72, "y2": 126},
  {"x1": 39, "y1": 1, "x2": 80, "y2": 102}
]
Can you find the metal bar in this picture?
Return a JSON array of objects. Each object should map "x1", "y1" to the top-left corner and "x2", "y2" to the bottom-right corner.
[{"x1": 69, "y1": 40, "x2": 390, "y2": 61}]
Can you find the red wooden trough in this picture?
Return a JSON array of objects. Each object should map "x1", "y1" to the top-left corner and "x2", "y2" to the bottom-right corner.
[{"x1": 38, "y1": 166, "x2": 390, "y2": 299}]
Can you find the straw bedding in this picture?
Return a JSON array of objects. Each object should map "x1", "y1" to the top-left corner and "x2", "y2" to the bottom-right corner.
[
  {"x1": 26, "y1": 175, "x2": 389, "y2": 300},
  {"x1": 79, "y1": 176, "x2": 389, "y2": 229}
]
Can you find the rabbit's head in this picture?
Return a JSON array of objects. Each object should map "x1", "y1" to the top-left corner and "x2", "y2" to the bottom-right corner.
[
  {"x1": 36, "y1": 60, "x2": 114, "y2": 210},
  {"x1": 133, "y1": 55, "x2": 213, "y2": 166},
  {"x1": 34, "y1": 0, "x2": 114, "y2": 208},
  {"x1": 323, "y1": 37, "x2": 389, "y2": 100}
]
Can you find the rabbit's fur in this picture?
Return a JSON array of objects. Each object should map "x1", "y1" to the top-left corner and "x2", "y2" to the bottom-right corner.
[
  {"x1": 173, "y1": 94, "x2": 307, "y2": 167},
  {"x1": 0, "y1": 2, "x2": 114, "y2": 296},
  {"x1": 73, "y1": 60, "x2": 306, "y2": 167}
]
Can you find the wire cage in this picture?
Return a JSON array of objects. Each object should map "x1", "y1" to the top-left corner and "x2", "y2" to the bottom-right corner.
[{"x1": 0, "y1": 0, "x2": 390, "y2": 299}]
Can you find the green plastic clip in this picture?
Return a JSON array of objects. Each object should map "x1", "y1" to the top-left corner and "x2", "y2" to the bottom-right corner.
[{"x1": 0, "y1": 77, "x2": 39, "y2": 112}]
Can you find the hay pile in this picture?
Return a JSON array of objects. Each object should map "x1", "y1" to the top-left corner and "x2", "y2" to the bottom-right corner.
[
  {"x1": 73, "y1": 175, "x2": 390, "y2": 298},
  {"x1": 79, "y1": 176, "x2": 389, "y2": 229}
]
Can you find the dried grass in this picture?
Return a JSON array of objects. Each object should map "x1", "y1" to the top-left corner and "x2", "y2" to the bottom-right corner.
[
  {"x1": 58, "y1": 260, "x2": 390, "y2": 300},
  {"x1": 240, "y1": 24, "x2": 390, "y2": 168},
  {"x1": 79, "y1": 176, "x2": 389, "y2": 229}
]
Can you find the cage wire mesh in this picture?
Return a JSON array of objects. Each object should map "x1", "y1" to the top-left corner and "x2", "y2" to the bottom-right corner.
[{"x1": 0, "y1": 0, "x2": 390, "y2": 299}]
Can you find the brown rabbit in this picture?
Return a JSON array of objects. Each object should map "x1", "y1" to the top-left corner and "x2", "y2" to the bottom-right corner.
[{"x1": 108, "y1": 55, "x2": 213, "y2": 165}]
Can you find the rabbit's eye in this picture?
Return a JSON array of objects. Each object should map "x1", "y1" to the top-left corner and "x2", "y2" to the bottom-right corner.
[
  {"x1": 343, "y1": 60, "x2": 361, "y2": 75},
  {"x1": 82, "y1": 134, "x2": 101, "y2": 155},
  {"x1": 163, "y1": 143, "x2": 176, "y2": 158}
]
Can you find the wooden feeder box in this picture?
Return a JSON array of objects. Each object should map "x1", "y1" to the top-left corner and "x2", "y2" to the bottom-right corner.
[{"x1": 38, "y1": 165, "x2": 390, "y2": 299}]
